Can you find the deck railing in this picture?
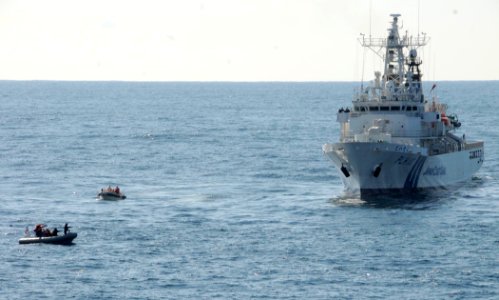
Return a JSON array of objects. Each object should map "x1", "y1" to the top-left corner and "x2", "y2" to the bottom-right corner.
[
  {"x1": 464, "y1": 141, "x2": 484, "y2": 150},
  {"x1": 340, "y1": 128, "x2": 443, "y2": 140}
]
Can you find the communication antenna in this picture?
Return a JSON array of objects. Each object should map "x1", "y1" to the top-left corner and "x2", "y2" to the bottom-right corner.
[
  {"x1": 363, "y1": 0, "x2": 372, "y2": 91},
  {"x1": 369, "y1": 0, "x2": 372, "y2": 38},
  {"x1": 360, "y1": 34, "x2": 366, "y2": 90},
  {"x1": 417, "y1": 0, "x2": 421, "y2": 37}
]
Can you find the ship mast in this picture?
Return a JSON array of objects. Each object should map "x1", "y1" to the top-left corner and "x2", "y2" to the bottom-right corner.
[
  {"x1": 359, "y1": 14, "x2": 429, "y2": 103},
  {"x1": 384, "y1": 14, "x2": 404, "y2": 86}
]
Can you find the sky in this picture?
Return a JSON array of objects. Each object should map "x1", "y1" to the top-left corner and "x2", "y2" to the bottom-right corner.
[{"x1": 0, "y1": 0, "x2": 497, "y2": 81}]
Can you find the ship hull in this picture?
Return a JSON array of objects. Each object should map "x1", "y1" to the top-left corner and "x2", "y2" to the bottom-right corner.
[{"x1": 323, "y1": 142, "x2": 483, "y2": 196}]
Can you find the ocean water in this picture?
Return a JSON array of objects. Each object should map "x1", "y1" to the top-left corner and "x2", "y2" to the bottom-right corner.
[{"x1": 0, "y1": 81, "x2": 498, "y2": 299}]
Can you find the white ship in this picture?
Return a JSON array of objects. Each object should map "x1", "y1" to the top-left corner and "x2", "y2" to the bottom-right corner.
[{"x1": 323, "y1": 14, "x2": 484, "y2": 196}]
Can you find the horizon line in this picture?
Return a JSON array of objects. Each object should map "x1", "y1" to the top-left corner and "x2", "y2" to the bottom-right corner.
[{"x1": 0, "y1": 79, "x2": 497, "y2": 83}]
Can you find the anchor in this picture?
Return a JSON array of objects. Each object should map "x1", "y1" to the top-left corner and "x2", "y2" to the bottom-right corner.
[{"x1": 373, "y1": 163, "x2": 383, "y2": 178}]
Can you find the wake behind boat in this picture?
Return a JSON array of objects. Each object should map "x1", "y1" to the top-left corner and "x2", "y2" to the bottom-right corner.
[
  {"x1": 322, "y1": 14, "x2": 484, "y2": 196},
  {"x1": 98, "y1": 186, "x2": 126, "y2": 200}
]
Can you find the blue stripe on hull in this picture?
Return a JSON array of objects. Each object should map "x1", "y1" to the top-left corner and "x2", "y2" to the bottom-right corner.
[{"x1": 404, "y1": 156, "x2": 427, "y2": 189}]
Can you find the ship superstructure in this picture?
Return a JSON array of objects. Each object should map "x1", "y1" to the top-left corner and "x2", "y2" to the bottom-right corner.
[{"x1": 323, "y1": 14, "x2": 484, "y2": 195}]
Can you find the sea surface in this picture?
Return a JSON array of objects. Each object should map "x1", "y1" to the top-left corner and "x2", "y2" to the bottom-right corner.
[{"x1": 0, "y1": 81, "x2": 498, "y2": 299}]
